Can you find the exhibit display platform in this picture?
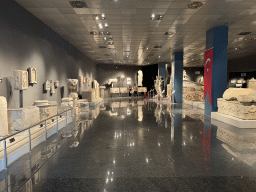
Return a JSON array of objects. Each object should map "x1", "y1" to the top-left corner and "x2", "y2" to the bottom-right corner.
[
  {"x1": 211, "y1": 112, "x2": 256, "y2": 128},
  {"x1": 0, "y1": 116, "x2": 72, "y2": 172},
  {"x1": 183, "y1": 100, "x2": 205, "y2": 109},
  {"x1": 89, "y1": 98, "x2": 103, "y2": 107}
]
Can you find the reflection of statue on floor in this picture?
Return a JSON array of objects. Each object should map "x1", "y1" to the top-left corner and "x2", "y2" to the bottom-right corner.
[{"x1": 154, "y1": 104, "x2": 163, "y2": 124}]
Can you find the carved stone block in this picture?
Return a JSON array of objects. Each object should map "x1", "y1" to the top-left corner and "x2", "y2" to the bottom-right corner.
[
  {"x1": 248, "y1": 78, "x2": 256, "y2": 90},
  {"x1": 34, "y1": 102, "x2": 57, "y2": 125},
  {"x1": 82, "y1": 90, "x2": 96, "y2": 102},
  {"x1": 110, "y1": 88, "x2": 119, "y2": 94},
  {"x1": 120, "y1": 87, "x2": 128, "y2": 94},
  {"x1": 79, "y1": 76, "x2": 83, "y2": 87},
  {"x1": 13, "y1": 70, "x2": 28, "y2": 90},
  {"x1": 28, "y1": 67, "x2": 37, "y2": 84},
  {"x1": 67, "y1": 79, "x2": 78, "y2": 90},
  {"x1": 95, "y1": 88, "x2": 100, "y2": 99},
  {"x1": 138, "y1": 87, "x2": 147, "y2": 93},
  {"x1": 44, "y1": 80, "x2": 51, "y2": 91},
  {"x1": 0, "y1": 97, "x2": 8, "y2": 136},
  {"x1": 8, "y1": 106, "x2": 40, "y2": 132},
  {"x1": 61, "y1": 98, "x2": 73, "y2": 108},
  {"x1": 50, "y1": 86, "x2": 55, "y2": 94},
  {"x1": 54, "y1": 81, "x2": 59, "y2": 88}
]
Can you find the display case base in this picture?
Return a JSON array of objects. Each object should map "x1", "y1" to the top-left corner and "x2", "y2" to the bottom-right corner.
[
  {"x1": 211, "y1": 112, "x2": 256, "y2": 128},
  {"x1": 183, "y1": 100, "x2": 205, "y2": 109}
]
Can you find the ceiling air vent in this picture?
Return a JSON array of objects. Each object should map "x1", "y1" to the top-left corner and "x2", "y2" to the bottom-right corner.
[
  {"x1": 154, "y1": 46, "x2": 162, "y2": 49},
  {"x1": 99, "y1": 46, "x2": 107, "y2": 49},
  {"x1": 69, "y1": 1, "x2": 88, "y2": 8},
  {"x1": 187, "y1": 2, "x2": 203, "y2": 9},
  {"x1": 237, "y1": 32, "x2": 251, "y2": 35}
]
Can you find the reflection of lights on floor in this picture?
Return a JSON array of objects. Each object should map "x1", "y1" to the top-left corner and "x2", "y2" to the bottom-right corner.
[{"x1": 106, "y1": 178, "x2": 109, "y2": 184}]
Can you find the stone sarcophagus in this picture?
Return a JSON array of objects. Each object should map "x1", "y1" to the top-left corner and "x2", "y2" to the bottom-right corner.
[
  {"x1": 34, "y1": 101, "x2": 57, "y2": 125},
  {"x1": 8, "y1": 106, "x2": 40, "y2": 132},
  {"x1": 28, "y1": 67, "x2": 37, "y2": 84},
  {"x1": 82, "y1": 89, "x2": 96, "y2": 102},
  {"x1": 120, "y1": 87, "x2": 128, "y2": 94},
  {"x1": 218, "y1": 88, "x2": 256, "y2": 120},
  {"x1": 138, "y1": 87, "x2": 147, "y2": 93},
  {"x1": 183, "y1": 86, "x2": 204, "y2": 102},
  {"x1": 14, "y1": 70, "x2": 28, "y2": 90},
  {"x1": 110, "y1": 88, "x2": 119, "y2": 94},
  {"x1": 0, "y1": 97, "x2": 8, "y2": 136}
]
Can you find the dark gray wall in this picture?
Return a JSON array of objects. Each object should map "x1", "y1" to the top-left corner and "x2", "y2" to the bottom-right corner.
[
  {"x1": 183, "y1": 67, "x2": 204, "y2": 83},
  {"x1": 0, "y1": 1, "x2": 96, "y2": 108},
  {"x1": 97, "y1": 64, "x2": 142, "y2": 97}
]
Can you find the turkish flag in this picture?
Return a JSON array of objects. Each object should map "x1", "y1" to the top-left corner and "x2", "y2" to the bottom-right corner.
[{"x1": 204, "y1": 48, "x2": 213, "y2": 105}]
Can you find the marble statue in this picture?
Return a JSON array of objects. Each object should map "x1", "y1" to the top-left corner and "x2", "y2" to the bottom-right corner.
[
  {"x1": 154, "y1": 76, "x2": 163, "y2": 97},
  {"x1": 14, "y1": 70, "x2": 28, "y2": 90},
  {"x1": 217, "y1": 88, "x2": 256, "y2": 120},
  {"x1": 28, "y1": 67, "x2": 37, "y2": 84},
  {"x1": 183, "y1": 70, "x2": 188, "y2": 81},
  {"x1": 50, "y1": 86, "x2": 55, "y2": 94},
  {"x1": 108, "y1": 78, "x2": 118, "y2": 85},
  {"x1": 79, "y1": 76, "x2": 83, "y2": 87},
  {"x1": 138, "y1": 70, "x2": 143, "y2": 87},
  {"x1": 67, "y1": 79, "x2": 78, "y2": 89},
  {"x1": 0, "y1": 97, "x2": 8, "y2": 136},
  {"x1": 8, "y1": 106, "x2": 40, "y2": 132},
  {"x1": 54, "y1": 81, "x2": 59, "y2": 88},
  {"x1": 199, "y1": 76, "x2": 204, "y2": 84},
  {"x1": 44, "y1": 80, "x2": 51, "y2": 91}
]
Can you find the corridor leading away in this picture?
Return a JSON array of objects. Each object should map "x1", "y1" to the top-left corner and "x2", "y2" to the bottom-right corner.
[{"x1": 17, "y1": 98, "x2": 256, "y2": 191}]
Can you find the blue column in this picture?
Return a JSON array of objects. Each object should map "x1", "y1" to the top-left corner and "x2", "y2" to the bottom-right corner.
[
  {"x1": 158, "y1": 62, "x2": 166, "y2": 89},
  {"x1": 205, "y1": 26, "x2": 228, "y2": 116},
  {"x1": 173, "y1": 52, "x2": 183, "y2": 103}
]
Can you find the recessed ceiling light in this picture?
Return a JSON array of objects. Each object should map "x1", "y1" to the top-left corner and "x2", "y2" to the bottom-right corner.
[
  {"x1": 151, "y1": 14, "x2": 155, "y2": 20},
  {"x1": 96, "y1": 16, "x2": 99, "y2": 20},
  {"x1": 245, "y1": 39, "x2": 247, "y2": 40},
  {"x1": 146, "y1": 47, "x2": 148, "y2": 50},
  {"x1": 235, "y1": 48, "x2": 237, "y2": 50},
  {"x1": 158, "y1": 15, "x2": 163, "y2": 20},
  {"x1": 105, "y1": 23, "x2": 108, "y2": 27}
]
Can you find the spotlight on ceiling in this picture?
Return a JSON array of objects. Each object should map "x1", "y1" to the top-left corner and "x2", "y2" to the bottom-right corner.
[
  {"x1": 102, "y1": 14, "x2": 105, "y2": 19},
  {"x1": 95, "y1": 16, "x2": 99, "y2": 20},
  {"x1": 105, "y1": 23, "x2": 108, "y2": 27}
]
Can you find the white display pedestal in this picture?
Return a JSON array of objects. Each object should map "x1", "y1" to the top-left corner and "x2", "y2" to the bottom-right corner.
[
  {"x1": 211, "y1": 112, "x2": 256, "y2": 129},
  {"x1": 183, "y1": 100, "x2": 205, "y2": 109}
]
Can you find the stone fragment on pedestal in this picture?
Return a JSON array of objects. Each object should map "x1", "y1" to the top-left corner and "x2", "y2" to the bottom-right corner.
[
  {"x1": 82, "y1": 89, "x2": 96, "y2": 102},
  {"x1": 34, "y1": 101, "x2": 57, "y2": 125},
  {"x1": 0, "y1": 97, "x2": 8, "y2": 136},
  {"x1": 13, "y1": 70, "x2": 28, "y2": 90},
  {"x1": 8, "y1": 106, "x2": 40, "y2": 132},
  {"x1": 67, "y1": 79, "x2": 78, "y2": 90}
]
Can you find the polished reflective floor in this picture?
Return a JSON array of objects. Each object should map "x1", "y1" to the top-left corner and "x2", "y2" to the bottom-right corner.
[{"x1": 9, "y1": 98, "x2": 256, "y2": 191}]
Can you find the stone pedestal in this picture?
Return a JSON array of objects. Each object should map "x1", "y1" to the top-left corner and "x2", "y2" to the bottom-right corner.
[
  {"x1": 82, "y1": 90, "x2": 96, "y2": 102},
  {"x1": 0, "y1": 97, "x2": 8, "y2": 136},
  {"x1": 8, "y1": 106, "x2": 40, "y2": 132}
]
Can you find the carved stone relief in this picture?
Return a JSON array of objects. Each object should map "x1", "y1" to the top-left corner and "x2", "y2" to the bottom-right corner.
[
  {"x1": 50, "y1": 86, "x2": 55, "y2": 94},
  {"x1": 44, "y1": 80, "x2": 51, "y2": 91},
  {"x1": 0, "y1": 97, "x2": 8, "y2": 136},
  {"x1": 28, "y1": 67, "x2": 37, "y2": 84},
  {"x1": 67, "y1": 79, "x2": 78, "y2": 89},
  {"x1": 14, "y1": 70, "x2": 28, "y2": 90}
]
